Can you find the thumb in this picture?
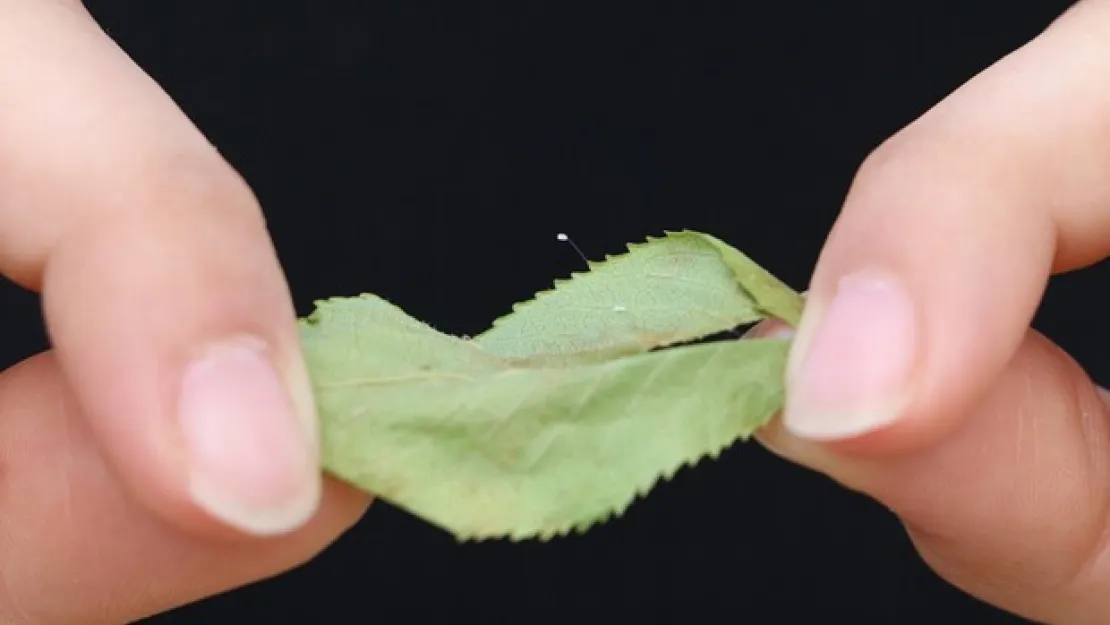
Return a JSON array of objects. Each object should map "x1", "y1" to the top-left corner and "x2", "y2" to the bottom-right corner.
[
  {"x1": 759, "y1": 330, "x2": 1110, "y2": 623},
  {"x1": 0, "y1": 1, "x2": 322, "y2": 538},
  {"x1": 758, "y1": 1, "x2": 1110, "y2": 622}
]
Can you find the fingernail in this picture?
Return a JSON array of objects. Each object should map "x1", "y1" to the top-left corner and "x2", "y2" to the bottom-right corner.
[
  {"x1": 784, "y1": 270, "x2": 917, "y2": 440},
  {"x1": 1096, "y1": 385, "x2": 1110, "y2": 407},
  {"x1": 178, "y1": 336, "x2": 321, "y2": 535}
]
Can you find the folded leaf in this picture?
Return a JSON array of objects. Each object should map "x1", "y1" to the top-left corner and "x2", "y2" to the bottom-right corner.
[
  {"x1": 300, "y1": 232, "x2": 804, "y2": 540},
  {"x1": 302, "y1": 295, "x2": 789, "y2": 540},
  {"x1": 474, "y1": 230, "x2": 801, "y2": 364},
  {"x1": 695, "y1": 232, "x2": 804, "y2": 326}
]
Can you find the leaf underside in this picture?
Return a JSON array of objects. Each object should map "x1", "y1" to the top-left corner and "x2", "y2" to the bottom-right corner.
[{"x1": 300, "y1": 230, "x2": 803, "y2": 540}]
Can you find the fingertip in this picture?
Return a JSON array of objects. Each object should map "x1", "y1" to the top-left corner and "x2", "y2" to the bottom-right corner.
[
  {"x1": 42, "y1": 193, "x2": 322, "y2": 540},
  {"x1": 779, "y1": 124, "x2": 1054, "y2": 454}
]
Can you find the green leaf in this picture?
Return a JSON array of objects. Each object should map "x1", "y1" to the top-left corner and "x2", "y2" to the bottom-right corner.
[
  {"x1": 299, "y1": 231, "x2": 803, "y2": 540},
  {"x1": 473, "y1": 230, "x2": 802, "y2": 364},
  {"x1": 695, "y1": 232, "x2": 804, "y2": 326}
]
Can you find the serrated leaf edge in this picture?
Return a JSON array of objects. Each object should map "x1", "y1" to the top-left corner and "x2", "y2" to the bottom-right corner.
[
  {"x1": 450, "y1": 387, "x2": 782, "y2": 543},
  {"x1": 472, "y1": 230, "x2": 763, "y2": 351}
]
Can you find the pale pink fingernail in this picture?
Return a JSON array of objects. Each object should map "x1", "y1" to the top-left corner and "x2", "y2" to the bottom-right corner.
[
  {"x1": 178, "y1": 336, "x2": 321, "y2": 535},
  {"x1": 784, "y1": 270, "x2": 917, "y2": 440}
]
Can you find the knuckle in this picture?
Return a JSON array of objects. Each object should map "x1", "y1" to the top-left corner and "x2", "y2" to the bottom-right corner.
[
  {"x1": 852, "y1": 128, "x2": 932, "y2": 197},
  {"x1": 845, "y1": 121, "x2": 972, "y2": 220},
  {"x1": 129, "y1": 148, "x2": 264, "y2": 229},
  {"x1": 49, "y1": 146, "x2": 270, "y2": 269}
]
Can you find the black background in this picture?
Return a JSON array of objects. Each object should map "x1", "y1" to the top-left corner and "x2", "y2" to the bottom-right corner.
[{"x1": 2, "y1": 1, "x2": 1103, "y2": 623}]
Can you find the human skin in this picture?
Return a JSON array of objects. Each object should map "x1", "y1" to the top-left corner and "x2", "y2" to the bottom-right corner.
[
  {"x1": 0, "y1": 0, "x2": 1108, "y2": 623},
  {"x1": 754, "y1": 1, "x2": 1110, "y2": 623}
]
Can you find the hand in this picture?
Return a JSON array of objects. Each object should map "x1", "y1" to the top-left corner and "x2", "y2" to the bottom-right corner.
[
  {"x1": 0, "y1": 2, "x2": 367, "y2": 623},
  {"x1": 754, "y1": 1, "x2": 1110, "y2": 622}
]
